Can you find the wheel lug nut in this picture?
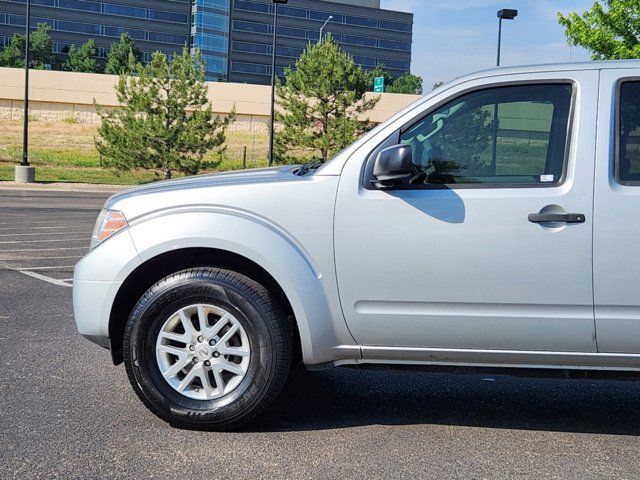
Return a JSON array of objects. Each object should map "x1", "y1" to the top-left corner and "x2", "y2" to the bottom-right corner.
[
  {"x1": 205, "y1": 360, "x2": 211, "y2": 366},
  {"x1": 213, "y1": 352, "x2": 220, "y2": 358},
  {"x1": 189, "y1": 345, "x2": 195, "y2": 351},
  {"x1": 193, "y1": 358, "x2": 199, "y2": 363},
  {"x1": 209, "y1": 339, "x2": 217, "y2": 346},
  {"x1": 197, "y1": 336, "x2": 204, "y2": 342}
]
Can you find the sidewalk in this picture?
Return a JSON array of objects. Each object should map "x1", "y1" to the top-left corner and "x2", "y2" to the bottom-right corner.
[{"x1": 0, "y1": 181, "x2": 128, "y2": 193}]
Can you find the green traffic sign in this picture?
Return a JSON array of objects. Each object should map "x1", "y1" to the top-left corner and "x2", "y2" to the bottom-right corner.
[{"x1": 374, "y1": 76, "x2": 385, "y2": 93}]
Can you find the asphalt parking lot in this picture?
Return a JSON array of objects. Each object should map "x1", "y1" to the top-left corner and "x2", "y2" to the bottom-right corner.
[{"x1": 2, "y1": 188, "x2": 640, "y2": 479}]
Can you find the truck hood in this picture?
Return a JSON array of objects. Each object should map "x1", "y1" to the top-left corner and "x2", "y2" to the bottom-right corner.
[{"x1": 106, "y1": 166, "x2": 301, "y2": 209}]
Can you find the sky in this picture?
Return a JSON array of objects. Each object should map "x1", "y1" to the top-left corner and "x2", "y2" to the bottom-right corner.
[{"x1": 380, "y1": 0, "x2": 595, "y2": 89}]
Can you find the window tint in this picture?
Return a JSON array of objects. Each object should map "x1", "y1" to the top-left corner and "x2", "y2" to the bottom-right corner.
[
  {"x1": 398, "y1": 84, "x2": 573, "y2": 187},
  {"x1": 617, "y1": 82, "x2": 640, "y2": 184}
]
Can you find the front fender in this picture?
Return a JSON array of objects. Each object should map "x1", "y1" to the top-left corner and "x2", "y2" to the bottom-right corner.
[{"x1": 127, "y1": 207, "x2": 351, "y2": 364}]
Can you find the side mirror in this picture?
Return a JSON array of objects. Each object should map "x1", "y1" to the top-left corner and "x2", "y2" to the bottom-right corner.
[{"x1": 372, "y1": 144, "x2": 413, "y2": 188}]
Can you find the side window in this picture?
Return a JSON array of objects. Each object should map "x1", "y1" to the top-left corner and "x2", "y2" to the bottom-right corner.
[
  {"x1": 617, "y1": 81, "x2": 640, "y2": 184},
  {"x1": 399, "y1": 84, "x2": 573, "y2": 187}
]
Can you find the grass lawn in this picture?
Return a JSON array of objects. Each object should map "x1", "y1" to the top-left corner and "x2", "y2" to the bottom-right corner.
[{"x1": 0, "y1": 120, "x2": 271, "y2": 185}]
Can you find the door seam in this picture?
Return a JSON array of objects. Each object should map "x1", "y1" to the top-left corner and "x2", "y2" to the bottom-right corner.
[{"x1": 591, "y1": 69, "x2": 601, "y2": 352}]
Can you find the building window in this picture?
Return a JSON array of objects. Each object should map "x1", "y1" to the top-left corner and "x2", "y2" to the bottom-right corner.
[
  {"x1": 104, "y1": 25, "x2": 146, "y2": 40},
  {"x1": 232, "y1": 41, "x2": 271, "y2": 55},
  {"x1": 343, "y1": 35, "x2": 377, "y2": 47},
  {"x1": 148, "y1": 10, "x2": 189, "y2": 24},
  {"x1": 103, "y1": 4, "x2": 146, "y2": 19},
  {"x1": 231, "y1": 62, "x2": 270, "y2": 75},
  {"x1": 148, "y1": 31, "x2": 188, "y2": 45},
  {"x1": 192, "y1": 33, "x2": 228, "y2": 53},
  {"x1": 379, "y1": 20, "x2": 412, "y2": 32},
  {"x1": 378, "y1": 39, "x2": 412, "y2": 51},
  {"x1": 279, "y1": 6, "x2": 306, "y2": 19},
  {"x1": 234, "y1": 0, "x2": 272, "y2": 14},
  {"x1": 345, "y1": 15, "x2": 378, "y2": 28},
  {"x1": 193, "y1": 12, "x2": 229, "y2": 32},
  {"x1": 233, "y1": 20, "x2": 272, "y2": 34},
  {"x1": 57, "y1": 20, "x2": 101, "y2": 35},
  {"x1": 58, "y1": 0, "x2": 101, "y2": 13}
]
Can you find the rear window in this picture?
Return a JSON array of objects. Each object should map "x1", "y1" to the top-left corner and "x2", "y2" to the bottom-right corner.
[{"x1": 616, "y1": 81, "x2": 640, "y2": 184}]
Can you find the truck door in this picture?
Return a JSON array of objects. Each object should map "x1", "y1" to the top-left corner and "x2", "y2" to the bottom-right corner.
[
  {"x1": 334, "y1": 72, "x2": 599, "y2": 356},
  {"x1": 594, "y1": 70, "x2": 640, "y2": 353}
]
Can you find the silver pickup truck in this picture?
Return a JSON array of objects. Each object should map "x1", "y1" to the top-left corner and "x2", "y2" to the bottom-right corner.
[{"x1": 74, "y1": 61, "x2": 640, "y2": 430}]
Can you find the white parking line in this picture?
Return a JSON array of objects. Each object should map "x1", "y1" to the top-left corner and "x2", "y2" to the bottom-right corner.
[
  {"x1": 1, "y1": 218, "x2": 98, "y2": 224},
  {"x1": 13, "y1": 265, "x2": 75, "y2": 271},
  {"x1": 0, "y1": 225, "x2": 92, "y2": 232},
  {"x1": 0, "y1": 255, "x2": 82, "y2": 261},
  {"x1": 1, "y1": 246, "x2": 87, "y2": 253},
  {"x1": 0, "y1": 231, "x2": 91, "y2": 237},
  {"x1": 20, "y1": 271, "x2": 72, "y2": 288},
  {"x1": 0, "y1": 238, "x2": 88, "y2": 244},
  {"x1": 0, "y1": 260, "x2": 72, "y2": 288}
]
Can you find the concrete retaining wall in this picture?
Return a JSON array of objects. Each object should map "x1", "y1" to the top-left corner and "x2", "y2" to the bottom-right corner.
[{"x1": 0, "y1": 67, "x2": 421, "y2": 134}]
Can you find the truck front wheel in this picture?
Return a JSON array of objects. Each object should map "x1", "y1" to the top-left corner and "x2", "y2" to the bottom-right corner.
[{"x1": 123, "y1": 267, "x2": 292, "y2": 430}]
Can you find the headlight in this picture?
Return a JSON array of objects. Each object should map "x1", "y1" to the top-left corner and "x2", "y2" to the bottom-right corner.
[{"x1": 90, "y1": 209, "x2": 128, "y2": 249}]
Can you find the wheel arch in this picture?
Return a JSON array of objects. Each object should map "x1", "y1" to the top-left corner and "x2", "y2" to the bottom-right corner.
[{"x1": 108, "y1": 247, "x2": 301, "y2": 365}]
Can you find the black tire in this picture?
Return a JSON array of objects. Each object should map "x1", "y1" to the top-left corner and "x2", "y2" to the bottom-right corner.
[{"x1": 123, "y1": 267, "x2": 292, "y2": 431}]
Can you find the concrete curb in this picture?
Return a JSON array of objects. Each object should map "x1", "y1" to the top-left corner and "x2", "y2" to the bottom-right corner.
[{"x1": 0, "y1": 181, "x2": 129, "y2": 194}]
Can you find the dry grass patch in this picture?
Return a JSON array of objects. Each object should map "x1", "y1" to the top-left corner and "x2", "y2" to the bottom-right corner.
[{"x1": 0, "y1": 120, "x2": 273, "y2": 184}]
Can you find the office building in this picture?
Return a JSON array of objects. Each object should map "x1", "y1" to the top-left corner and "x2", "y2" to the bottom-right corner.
[
  {"x1": 1, "y1": 0, "x2": 413, "y2": 84},
  {"x1": 222, "y1": 0, "x2": 413, "y2": 84},
  {"x1": 1, "y1": 1, "x2": 191, "y2": 65}
]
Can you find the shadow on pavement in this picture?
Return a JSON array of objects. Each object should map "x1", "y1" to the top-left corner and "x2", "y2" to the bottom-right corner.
[{"x1": 244, "y1": 366, "x2": 640, "y2": 435}]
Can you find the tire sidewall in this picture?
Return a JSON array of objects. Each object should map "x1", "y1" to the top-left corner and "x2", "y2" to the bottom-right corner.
[{"x1": 126, "y1": 272, "x2": 278, "y2": 427}]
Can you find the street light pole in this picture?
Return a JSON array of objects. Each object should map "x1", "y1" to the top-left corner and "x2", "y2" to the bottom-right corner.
[
  {"x1": 22, "y1": 0, "x2": 31, "y2": 167},
  {"x1": 319, "y1": 15, "x2": 333, "y2": 43},
  {"x1": 496, "y1": 16, "x2": 502, "y2": 66},
  {"x1": 15, "y1": 0, "x2": 35, "y2": 183},
  {"x1": 268, "y1": 0, "x2": 288, "y2": 167},
  {"x1": 496, "y1": 9, "x2": 518, "y2": 67}
]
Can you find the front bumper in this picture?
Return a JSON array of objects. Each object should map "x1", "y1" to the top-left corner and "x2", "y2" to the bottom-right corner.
[
  {"x1": 73, "y1": 230, "x2": 141, "y2": 348},
  {"x1": 73, "y1": 279, "x2": 123, "y2": 347}
]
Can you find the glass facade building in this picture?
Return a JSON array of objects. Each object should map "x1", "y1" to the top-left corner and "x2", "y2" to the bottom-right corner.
[
  {"x1": 1, "y1": 0, "x2": 413, "y2": 85},
  {"x1": 227, "y1": 0, "x2": 413, "y2": 84},
  {"x1": 191, "y1": 0, "x2": 230, "y2": 81},
  {"x1": 0, "y1": 0, "x2": 191, "y2": 63}
]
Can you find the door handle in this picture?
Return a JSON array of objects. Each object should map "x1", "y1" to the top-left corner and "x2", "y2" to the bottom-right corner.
[{"x1": 528, "y1": 213, "x2": 586, "y2": 224}]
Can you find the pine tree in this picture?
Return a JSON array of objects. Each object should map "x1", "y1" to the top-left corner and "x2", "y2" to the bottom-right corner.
[
  {"x1": 275, "y1": 34, "x2": 379, "y2": 163},
  {"x1": 63, "y1": 38, "x2": 100, "y2": 73},
  {"x1": 96, "y1": 49, "x2": 234, "y2": 180},
  {"x1": 0, "y1": 23, "x2": 52, "y2": 68},
  {"x1": 105, "y1": 33, "x2": 141, "y2": 75}
]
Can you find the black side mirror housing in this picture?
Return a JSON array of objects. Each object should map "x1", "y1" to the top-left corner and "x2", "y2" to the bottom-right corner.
[{"x1": 372, "y1": 144, "x2": 413, "y2": 188}]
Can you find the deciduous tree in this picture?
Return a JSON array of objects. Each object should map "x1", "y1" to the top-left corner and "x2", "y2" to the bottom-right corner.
[
  {"x1": 387, "y1": 73, "x2": 424, "y2": 95},
  {"x1": 63, "y1": 38, "x2": 100, "y2": 73},
  {"x1": 105, "y1": 33, "x2": 141, "y2": 75},
  {"x1": 369, "y1": 65, "x2": 423, "y2": 94},
  {"x1": 559, "y1": 0, "x2": 640, "y2": 59},
  {"x1": 0, "y1": 23, "x2": 52, "y2": 68}
]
